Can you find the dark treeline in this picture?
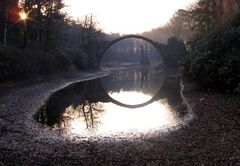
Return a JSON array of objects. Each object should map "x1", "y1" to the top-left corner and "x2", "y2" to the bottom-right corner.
[
  {"x1": 141, "y1": 0, "x2": 240, "y2": 43},
  {"x1": 101, "y1": 69, "x2": 164, "y2": 95},
  {"x1": 141, "y1": 0, "x2": 240, "y2": 91},
  {"x1": 0, "y1": 0, "x2": 112, "y2": 81},
  {"x1": 0, "y1": 0, "x2": 194, "y2": 82},
  {"x1": 1, "y1": 0, "x2": 240, "y2": 91}
]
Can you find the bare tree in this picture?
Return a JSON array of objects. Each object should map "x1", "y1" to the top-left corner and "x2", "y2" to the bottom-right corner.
[
  {"x1": 80, "y1": 14, "x2": 100, "y2": 48},
  {"x1": 44, "y1": 0, "x2": 53, "y2": 52}
]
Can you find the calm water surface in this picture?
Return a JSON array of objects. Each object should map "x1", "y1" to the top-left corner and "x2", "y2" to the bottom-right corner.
[{"x1": 35, "y1": 67, "x2": 188, "y2": 138}]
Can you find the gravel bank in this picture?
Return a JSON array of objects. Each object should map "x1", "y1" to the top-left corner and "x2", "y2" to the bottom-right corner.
[{"x1": 0, "y1": 72, "x2": 239, "y2": 165}]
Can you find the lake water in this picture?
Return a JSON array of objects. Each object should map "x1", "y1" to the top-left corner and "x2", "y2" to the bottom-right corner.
[{"x1": 35, "y1": 67, "x2": 189, "y2": 138}]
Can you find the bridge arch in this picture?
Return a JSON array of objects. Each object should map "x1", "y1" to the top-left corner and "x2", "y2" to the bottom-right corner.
[
  {"x1": 99, "y1": 34, "x2": 166, "y2": 60},
  {"x1": 98, "y1": 35, "x2": 166, "y2": 108},
  {"x1": 107, "y1": 93, "x2": 159, "y2": 109}
]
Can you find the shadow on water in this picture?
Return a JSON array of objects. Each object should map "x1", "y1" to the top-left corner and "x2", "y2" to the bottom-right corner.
[{"x1": 34, "y1": 67, "x2": 187, "y2": 138}]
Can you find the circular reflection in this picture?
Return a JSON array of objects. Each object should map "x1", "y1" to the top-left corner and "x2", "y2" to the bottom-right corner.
[
  {"x1": 100, "y1": 69, "x2": 165, "y2": 106},
  {"x1": 57, "y1": 92, "x2": 176, "y2": 137},
  {"x1": 100, "y1": 37, "x2": 165, "y2": 106},
  {"x1": 35, "y1": 75, "x2": 189, "y2": 138},
  {"x1": 109, "y1": 91, "x2": 152, "y2": 105}
]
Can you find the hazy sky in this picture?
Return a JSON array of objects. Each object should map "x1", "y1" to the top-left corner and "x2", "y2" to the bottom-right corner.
[{"x1": 64, "y1": 0, "x2": 197, "y2": 34}]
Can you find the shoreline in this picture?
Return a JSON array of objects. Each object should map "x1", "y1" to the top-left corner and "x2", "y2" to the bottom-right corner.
[{"x1": 0, "y1": 70, "x2": 239, "y2": 165}]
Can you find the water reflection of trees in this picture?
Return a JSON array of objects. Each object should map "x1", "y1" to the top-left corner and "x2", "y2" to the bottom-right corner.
[
  {"x1": 61, "y1": 100, "x2": 104, "y2": 131},
  {"x1": 35, "y1": 79, "x2": 108, "y2": 131},
  {"x1": 101, "y1": 69, "x2": 165, "y2": 95},
  {"x1": 140, "y1": 69, "x2": 150, "y2": 88},
  {"x1": 35, "y1": 70, "x2": 184, "y2": 132}
]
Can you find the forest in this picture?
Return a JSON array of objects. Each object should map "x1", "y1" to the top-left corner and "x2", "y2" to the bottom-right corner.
[
  {"x1": 142, "y1": 0, "x2": 240, "y2": 91},
  {"x1": 0, "y1": 0, "x2": 240, "y2": 91},
  {"x1": 0, "y1": 0, "x2": 113, "y2": 81}
]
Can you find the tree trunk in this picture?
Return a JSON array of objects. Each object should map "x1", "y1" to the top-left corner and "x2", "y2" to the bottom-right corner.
[
  {"x1": 81, "y1": 15, "x2": 88, "y2": 49},
  {"x1": 3, "y1": 0, "x2": 8, "y2": 48},
  {"x1": 36, "y1": 0, "x2": 42, "y2": 42},
  {"x1": 206, "y1": 0, "x2": 210, "y2": 32},
  {"x1": 22, "y1": 27, "x2": 27, "y2": 52},
  {"x1": 44, "y1": 0, "x2": 53, "y2": 52}
]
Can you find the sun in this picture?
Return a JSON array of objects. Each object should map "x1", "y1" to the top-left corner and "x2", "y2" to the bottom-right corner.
[{"x1": 19, "y1": 11, "x2": 28, "y2": 20}]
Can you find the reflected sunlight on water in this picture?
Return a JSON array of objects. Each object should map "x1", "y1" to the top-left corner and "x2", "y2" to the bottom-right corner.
[
  {"x1": 35, "y1": 67, "x2": 189, "y2": 139},
  {"x1": 58, "y1": 91, "x2": 177, "y2": 137},
  {"x1": 108, "y1": 91, "x2": 152, "y2": 105}
]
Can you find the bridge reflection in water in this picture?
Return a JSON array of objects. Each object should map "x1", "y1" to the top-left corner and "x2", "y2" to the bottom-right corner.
[{"x1": 35, "y1": 68, "x2": 185, "y2": 138}]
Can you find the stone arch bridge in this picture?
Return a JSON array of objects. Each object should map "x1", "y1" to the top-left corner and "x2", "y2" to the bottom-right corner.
[
  {"x1": 84, "y1": 35, "x2": 168, "y2": 67},
  {"x1": 98, "y1": 34, "x2": 167, "y2": 59}
]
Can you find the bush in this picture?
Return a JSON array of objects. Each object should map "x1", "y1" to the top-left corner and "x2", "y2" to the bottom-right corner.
[
  {"x1": 0, "y1": 47, "x2": 74, "y2": 81},
  {"x1": 0, "y1": 47, "x2": 11, "y2": 81},
  {"x1": 183, "y1": 19, "x2": 240, "y2": 90},
  {"x1": 231, "y1": 13, "x2": 240, "y2": 27},
  {"x1": 0, "y1": 46, "x2": 26, "y2": 81},
  {"x1": 45, "y1": 49, "x2": 72, "y2": 71},
  {"x1": 165, "y1": 37, "x2": 187, "y2": 67},
  {"x1": 66, "y1": 49, "x2": 89, "y2": 70}
]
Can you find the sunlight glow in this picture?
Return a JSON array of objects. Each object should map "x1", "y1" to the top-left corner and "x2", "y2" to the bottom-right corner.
[
  {"x1": 19, "y1": 11, "x2": 28, "y2": 20},
  {"x1": 60, "y1": 91, "x2": 177, "y2": 137},
  {"x1": 109, "y1": 91, "x2": 152, "y2": 105},
  {"x1": 64, "y1": 0, "x2": 197, "y2": 34}
]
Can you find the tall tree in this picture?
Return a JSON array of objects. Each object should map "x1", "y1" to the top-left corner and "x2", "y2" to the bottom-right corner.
[
  {"x1": 0, "y1": 0, "x2": 19, "y2": 47},
  {"x1": 3, "y1": 0, "x2": 8, "y2": 47},
  {"x1": 81, "y1": 14, "x2": 100, "y2": 49}
]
